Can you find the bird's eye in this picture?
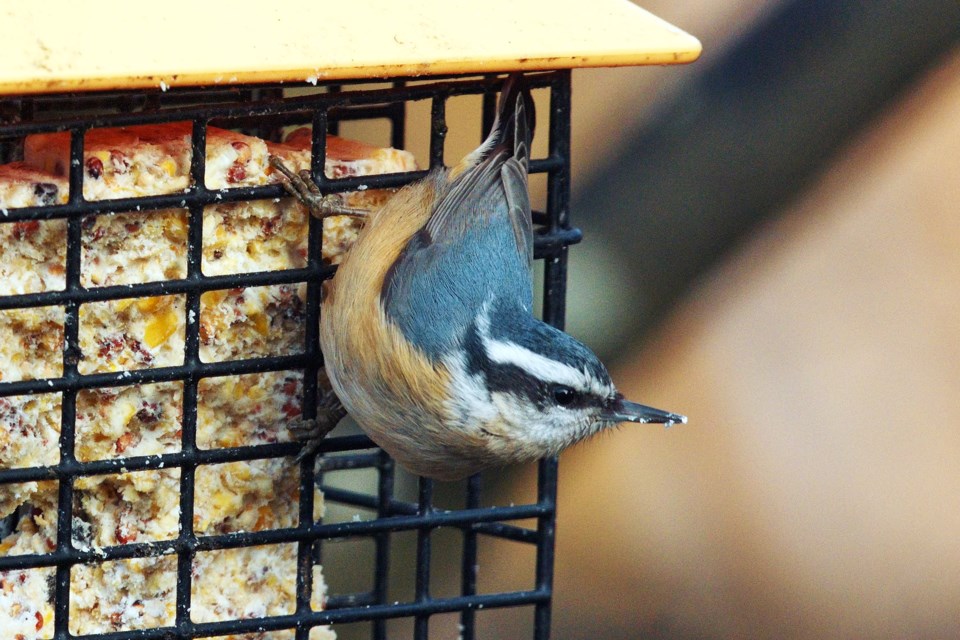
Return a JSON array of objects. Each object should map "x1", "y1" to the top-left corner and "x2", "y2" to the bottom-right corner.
[{"x1": 551, "y1": 385, "x2": 579, "y2": 407}]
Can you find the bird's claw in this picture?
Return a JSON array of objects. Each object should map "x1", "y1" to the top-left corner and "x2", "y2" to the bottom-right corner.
[
  {"x1": 269, "y1": 155, "x2": 369, "y2": 220},
  {"x1": 292, "y1": 387, "x2": 348, "y2": 462}
]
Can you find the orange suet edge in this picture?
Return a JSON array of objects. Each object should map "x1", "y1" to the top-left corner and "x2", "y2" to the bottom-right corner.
[{"x1": 1, "y1": 0, "x2": 701, "y2": 95}]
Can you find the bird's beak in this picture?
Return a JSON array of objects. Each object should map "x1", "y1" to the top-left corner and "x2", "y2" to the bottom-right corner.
[{"x1": 601, "y1": 395, "x2": 687, "y2": 426}]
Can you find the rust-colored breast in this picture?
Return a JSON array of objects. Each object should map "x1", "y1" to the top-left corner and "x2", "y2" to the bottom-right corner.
[{"x1": 319, "y1": 178, "x2": 453, "y2": 437}]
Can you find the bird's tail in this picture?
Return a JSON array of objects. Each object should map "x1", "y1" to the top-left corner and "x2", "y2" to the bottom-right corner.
[{"x1": 455, "y1": 74, "x2": 536, "y2": 176}]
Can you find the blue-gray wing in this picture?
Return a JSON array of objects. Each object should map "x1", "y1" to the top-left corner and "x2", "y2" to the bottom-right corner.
[
  {"x1": 381, "y1": 152, "x2": 533, "y2": 361},
  {"x1": 423, "y1": 143, "x2": 533, "y2": 272},
  {"x1": 381, "y1": 76, "x2": 534, "y2": 360}
]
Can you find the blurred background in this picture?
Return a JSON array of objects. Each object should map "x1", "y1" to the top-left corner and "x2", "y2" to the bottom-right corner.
[{"x1": 479, "y1": 1, "x2": 960, "y2": 638}]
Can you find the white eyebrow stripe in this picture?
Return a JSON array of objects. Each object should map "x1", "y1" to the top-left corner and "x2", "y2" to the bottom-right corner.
[
  {"x1": 474, "y1": 300, "x2": 612, "y2": 398},
  {"x1": 483, "y1": 337, "x2": 588, "y2": 389}
]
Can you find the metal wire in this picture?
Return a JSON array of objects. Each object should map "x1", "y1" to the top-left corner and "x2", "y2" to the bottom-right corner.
[{"x1": 0, "y1": 71, "x2": 575, "y2": 640}]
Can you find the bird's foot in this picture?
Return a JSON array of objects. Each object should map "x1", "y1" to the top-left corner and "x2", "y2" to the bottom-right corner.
[
  {"x1": 269, "y1": 155, "x2": 369, "y2": 220},
  {"x1": 292, "y1": 387, "x2": 347, "y2": 461}
]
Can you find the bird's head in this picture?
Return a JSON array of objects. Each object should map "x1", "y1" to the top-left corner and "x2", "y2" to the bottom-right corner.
[{"x1": 442, "y1": 303, "x2": 686, "y2": 471}]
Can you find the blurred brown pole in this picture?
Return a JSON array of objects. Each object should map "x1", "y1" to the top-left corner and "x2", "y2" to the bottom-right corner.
[{"x1": 574, "y1": 0, "x2": 960, "y2": 358}]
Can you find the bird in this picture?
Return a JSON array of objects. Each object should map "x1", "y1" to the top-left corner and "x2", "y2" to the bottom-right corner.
[{"x1": 271, "y1": 74, "x2": 686, "y2": 481}]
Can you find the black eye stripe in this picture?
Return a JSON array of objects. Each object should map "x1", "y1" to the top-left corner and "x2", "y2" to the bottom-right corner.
[{"x1": 464, "y1": 324, "x2": 544, "y2": 407}]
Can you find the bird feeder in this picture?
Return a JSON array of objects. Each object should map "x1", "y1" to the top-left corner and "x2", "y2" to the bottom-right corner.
[{"x1": 0, "y1": 2, "x2": 699, "y2": 639}]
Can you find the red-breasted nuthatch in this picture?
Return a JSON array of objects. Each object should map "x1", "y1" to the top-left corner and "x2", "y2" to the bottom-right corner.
[{"x1": 277, "y1": 75, "x2": 685, "y2": 481}]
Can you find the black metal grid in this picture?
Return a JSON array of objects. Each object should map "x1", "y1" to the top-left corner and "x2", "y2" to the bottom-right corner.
[{"x1": 0, "y1": 71, "x2": 577, "y2": 640}]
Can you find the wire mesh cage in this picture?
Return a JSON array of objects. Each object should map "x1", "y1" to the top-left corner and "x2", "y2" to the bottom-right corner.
[{"x1": 0, "y1": 71, "x2": 576, "y2": 640}]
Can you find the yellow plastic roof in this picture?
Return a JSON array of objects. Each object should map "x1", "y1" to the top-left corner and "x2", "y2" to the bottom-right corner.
[{"x1": 1, "y1": 0, "x2": 701, "y2": 96}]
